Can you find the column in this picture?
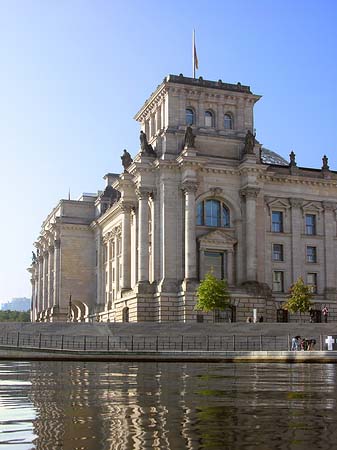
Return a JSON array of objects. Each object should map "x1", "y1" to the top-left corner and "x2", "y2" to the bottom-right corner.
[
  {"x1": 137, "y1": 188, "x2": 150, "y2": 283},
  {"x1": 241, "y1": 187, "x2": 259, "y2": 281},
  {"x1": 42, "y1": 250, "x2": 48, "y2": 312},
  {"x1": 290, "y1": 198, "x2": 303, "y2": 283},
  {"x1": 151, "y1": 191, "x2": 160, "y2": 282},
  {"x1": 30, "y1": 272, "x2": 35, "y2": 322},
  {"x1": 53, "y1": 238, "x2": 61, "y2": 308},
  {"x1": 38, "y1": 254, "x2": 43, "y2": 316},
  {"x1": 96, "y1": 232, "x2": 104, "y2": 305},
  {"x1": 47, "y1": 246, "x2": 54, "y2": 309},
  {"x1": 121, "y1": 204, "x2": 132, "y2": 290},
  {"x1": 323, "y1": 202, "x2": 336, "y2": 292},
  {"x1": 227, "y1": 250, "x2": 234, "y2": 285},
  {"x1": 183, "y1": 182, "x2": 198, "y2": 280},
  {"x1": 106, "y1": 236, "x2": 111, "y2": 306}
]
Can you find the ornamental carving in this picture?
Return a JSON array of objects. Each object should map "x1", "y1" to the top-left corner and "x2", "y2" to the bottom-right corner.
[
  {"x1": 210, "y1": 187, "x2": 222, "y2": 196},
  {"x1": 240, "y1": 187, "x2": 260, "y2": 199},
  {"x1": 323, "y1": 201, "x2": 336, "y2": 212},
  {"x1": 289, "y1": 198, "x2": 303, "y2": 208},
  {"x1": 136, "y1": 187, "x2": 152, "y2": 200},
  {"x1": 182, "y1": 181, "x2": 198, "y2": 194}
]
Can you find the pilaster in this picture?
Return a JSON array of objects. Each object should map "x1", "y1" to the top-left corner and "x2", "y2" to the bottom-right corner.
[{"x1": 240, "y1": 187, "x2": 259, "y2": 281}]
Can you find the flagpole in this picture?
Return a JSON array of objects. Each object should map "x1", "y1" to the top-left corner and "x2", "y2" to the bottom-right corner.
[{"x1": 192, "y1": 29, "x2": 195, "y2": 79}]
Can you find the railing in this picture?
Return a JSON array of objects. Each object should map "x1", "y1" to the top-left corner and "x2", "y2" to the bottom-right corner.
[{"x1": 0, "y1": 333, "x2": 326, "y2": 352}]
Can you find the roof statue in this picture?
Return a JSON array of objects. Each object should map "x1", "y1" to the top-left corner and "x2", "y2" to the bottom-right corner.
[
  {"x1": 121, "y1": 149, "x2": 133, "y2": 172},
  {"x1": 289, "y1": 150, "x2": 297, "y2": 166},
  {"x1": 140, "y1": 131, "x2": 157, "y2": 157},
  {"x1": 322, "y1": 155, "x2": 329, "y2": 171},
  {"x1": 243, "y1": 130, "x2": 255, "y2": 154},
  {"x1": 183, "y1": 125, "x2": 196, "y2": 148}
]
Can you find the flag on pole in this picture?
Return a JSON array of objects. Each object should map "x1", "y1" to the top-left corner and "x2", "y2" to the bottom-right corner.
[{"x1": 193, "y1": 30, "x2": 198, "y2": 78}]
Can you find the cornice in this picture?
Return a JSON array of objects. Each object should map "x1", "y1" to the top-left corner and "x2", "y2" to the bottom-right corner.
[{"x1": 260, "y1": 173, "x2": 337, "y2": 188}]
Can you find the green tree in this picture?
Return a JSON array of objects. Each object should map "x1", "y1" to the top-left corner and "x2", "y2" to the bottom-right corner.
[
  {"x1": 283, "y1": 277, "x2": 312, "y2": 321},
  {"x1": 0, "y1": 310, "x2": 30, "y2": 322},
  {"x1": 195, "y1": 272, "x2": 230, "y2": 312}
]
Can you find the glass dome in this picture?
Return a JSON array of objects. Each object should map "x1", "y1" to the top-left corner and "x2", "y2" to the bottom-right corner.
[{"x1": 261, "y1": 148, "x2": 288, "y2": 166}]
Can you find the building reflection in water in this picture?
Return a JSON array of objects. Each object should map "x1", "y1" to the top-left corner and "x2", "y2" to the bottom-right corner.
[{"x1": 25, "y1": 361, "x2": 337, "y2": 450}]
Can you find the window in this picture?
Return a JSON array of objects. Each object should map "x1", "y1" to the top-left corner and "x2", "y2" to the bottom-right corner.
[
  {"x1": 307, "y1": 273, "x2": 317, "y2": 293},
  {"x1": 205, "y1": 110, "x2": 214, "y2": 127},
  {"x1": 186, "y1": 108, "x2": 194, "y2": 125},
  {"x1": 272, "y1": 271, "x2": 284, "y2": 292},
  {"x1": 122, "y1": 307, "x2": 129, "y2": 323},
  {"x1": 197, "y1": 199, "x2": 230, "y2": 227},
  {"x1": 224, "y1": 114, "x2": 233, "y2": 129},
  {"x1": 197, "y1": 202, "x2": 204, "y2": 226},
  {"x1": 204, "y1": 252, "x2": 224, "y2": 279},
  {"x1": 196, "y1": 313, "x2": 204, "y2": 323},
  {"x1": 272, "y1": 244, "x2": 284, "y2": 261},
  {"x1": 305, "y1": 214, "x2": 316, "y2": 235},
  {"x1": 306, "y1": 246, "x2": 317, "y2": 263},
  {"x1": 205, "y1": 200, "x2": 220, "y2": 227},
  {"x1": 272, "y1": 211, "x2": 283, "y2": 233}
]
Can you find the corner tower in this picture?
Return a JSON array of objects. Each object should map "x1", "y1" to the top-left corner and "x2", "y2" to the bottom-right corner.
[{"x1": 134, "y1": 74, "x2": 261, "y2": 160}]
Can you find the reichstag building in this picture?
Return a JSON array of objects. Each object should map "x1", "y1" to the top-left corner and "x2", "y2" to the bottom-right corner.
[{"x1": 29, "y1": 74, "x2": 337, "y2": 323}]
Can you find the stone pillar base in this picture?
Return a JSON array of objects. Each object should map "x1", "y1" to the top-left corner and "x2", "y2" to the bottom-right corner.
[
  {"x1": 135, "y1": 281, "x2": 155, "y2": 294},
  {"x1": 158, "y1": 278, "x2": 179, "y2": 293},
  {"x1": 182, "y1": 278, "x2": 198, "y2": 292}
]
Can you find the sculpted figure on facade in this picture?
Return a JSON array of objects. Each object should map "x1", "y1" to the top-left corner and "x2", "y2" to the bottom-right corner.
[
  {"x1": 243, "y1": 130, "x2": 255, "y2": 154},
  {"x1": 121, "y1": 149, "x2": 133, "y2": 172},
  {"x1": 289, "y1": 150, "x2": 296, "y2": 166},
  {"x1": 184, "y1": 125, "x2": 195, "y2": 148},
  {"x1": 32, "y1": 251, "x2": 37, "y2": 264},
  {"x1": 322, "y1": 155, "x2": 329, "y2": 170},
  {"x1": 140, "y1": 131, "x2": 157, "y2": 157}
]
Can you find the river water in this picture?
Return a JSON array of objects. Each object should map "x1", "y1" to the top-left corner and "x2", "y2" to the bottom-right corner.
[{"x1": 0, "y1": 361, "x2": 336, "y2": 450}]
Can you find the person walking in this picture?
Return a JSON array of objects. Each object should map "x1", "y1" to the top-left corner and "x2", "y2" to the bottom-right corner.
[{"x1": 322, "y1": 306, "x2": 329, "y2": 323}]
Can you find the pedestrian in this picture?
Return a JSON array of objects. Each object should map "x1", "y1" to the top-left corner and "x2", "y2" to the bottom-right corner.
[
  {"x1": 307, "y1": 339, "x2": 316, "y2": 350},
  {"x1": 291, "y1": 335, "x2": 301, "y2": 351},
  {"x1": 259, "y1": 316, "x2": 264, "y2": 322},
  {"x1": 322, "y1": 306, "x2": 329, "y2": 323},
  {"x1": 246, "y1": 317, "x2": 252, "y2": 323}
]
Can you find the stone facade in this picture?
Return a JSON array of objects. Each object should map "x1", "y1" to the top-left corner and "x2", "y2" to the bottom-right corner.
[{"x1": 29, "y1": 74, "x2": 337, "y2": 323}]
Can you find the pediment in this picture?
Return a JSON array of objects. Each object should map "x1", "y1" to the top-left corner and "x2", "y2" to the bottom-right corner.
[
  {"x1": 265, "y1": 197, "x2": 290, "y2": 210},
  {"x1": 198, "y1": 229, "x2": 237, "y2": 250},
  {"x1": 302, "y1": 201, "x2": 323, "y2": 213}
]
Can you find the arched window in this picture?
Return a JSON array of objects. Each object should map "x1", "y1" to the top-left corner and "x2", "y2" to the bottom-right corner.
[
  {"x1": 204, "y1": 110, "x2": 214, "y2": 127},
  {"x1": 196, "y1": 199, "x2": 230, "y2": 227},
  {"x1": 186, "y1": 108, "x2": 194, "y2": 125},
  {"x1": 224, "y1": 114, "x2": 233, "y2": 130},
  {"x1": 205, "y1": 199, "x2": 220, "y2": 226}
]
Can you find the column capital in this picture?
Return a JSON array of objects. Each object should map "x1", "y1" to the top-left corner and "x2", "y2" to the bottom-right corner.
[
  {"x1": 323, "y1": 201, "x2": 336, "y2": 212},
  {"x1": 182, "y1": 181, "x2": 198, "y2": 194},
  {"x1": 54, "y1": 239, "x2": 61, "y2": 249},
  {"x1": 290, "y1": 197, "x2": 303, "y2": 208},
  {"x1": 120, "y1": 202, "x2": 134, "y2": 214},
  {"x1": 136, "y1": 187, "x2": 152, "y2": 200},
  {"x1": 240, "y1": 187, "x2": 260, "y2": 199}
]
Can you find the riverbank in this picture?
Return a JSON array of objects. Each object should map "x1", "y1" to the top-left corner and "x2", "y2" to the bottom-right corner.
[{"x1": 1, "y1": 346, "x2": 337, "y2": 363}]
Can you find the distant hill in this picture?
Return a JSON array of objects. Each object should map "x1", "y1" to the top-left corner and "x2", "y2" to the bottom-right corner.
[{"x1": 1, "y1": 297, "x2": 30, "y2": 311}]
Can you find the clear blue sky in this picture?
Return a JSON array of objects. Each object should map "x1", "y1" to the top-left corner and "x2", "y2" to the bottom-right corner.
[{"x1": 0, "y1": 0, "x2": 336, "y2": 302}]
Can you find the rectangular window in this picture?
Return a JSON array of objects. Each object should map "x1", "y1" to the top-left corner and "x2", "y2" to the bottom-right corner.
[
  {"x1": 272, "y1": 271, "x2": 284, "y2": 292},
  {"x1": 204, "y1": 251, "x2": 224, "y2": 279},
  {"x1": 305, "y1": 214, "x2": 316, "y2": 235},
  {"x1": 306, "y1": 246, "x2": 317, "y2": 263},
  {"x1": 272, "y1": 211, "x2": 283, "y2": 233},
  {"x1": 272, "y1": 244, "x2": 284, "y2": 261},
  {"x1": 307, "y1": 273, "x2": 317, "y2": 293}
]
